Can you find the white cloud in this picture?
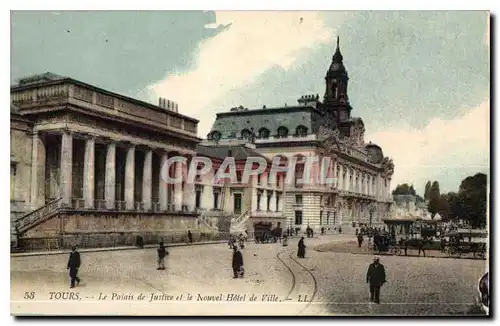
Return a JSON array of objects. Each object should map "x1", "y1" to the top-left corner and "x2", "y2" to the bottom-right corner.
[
  {"x1": 366, "y1": 99, "x2": 490, "y2": 193},
  {"x1": 146, "y1": 11, "x2": 346, "y2": 136}
]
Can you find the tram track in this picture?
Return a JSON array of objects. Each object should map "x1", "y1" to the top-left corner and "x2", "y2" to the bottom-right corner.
[{"x1": 276, "y1": 248, "x2": 318, "y2": 315}]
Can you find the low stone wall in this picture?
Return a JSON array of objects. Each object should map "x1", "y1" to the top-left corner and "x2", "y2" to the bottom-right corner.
[{"x1": 16, "y1": 210, "x2": 224, "y2": 251}]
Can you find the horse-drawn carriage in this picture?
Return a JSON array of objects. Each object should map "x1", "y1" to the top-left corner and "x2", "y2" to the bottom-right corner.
[{"x1": 446, "y1": 231, "x2": 487, "y2": 259}]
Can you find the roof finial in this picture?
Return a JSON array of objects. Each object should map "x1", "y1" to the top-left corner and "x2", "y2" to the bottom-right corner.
[{"x1": 337, "y1": 36, "x2": 340, "y2": 48}]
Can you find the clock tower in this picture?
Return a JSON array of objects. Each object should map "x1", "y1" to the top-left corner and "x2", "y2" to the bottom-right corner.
[{"x1": 323, "y1": 37, "x2": 353, "y2": 127}]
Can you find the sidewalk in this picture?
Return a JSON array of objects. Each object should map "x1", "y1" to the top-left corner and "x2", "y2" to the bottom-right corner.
[
  {"x1": 11, "y1": 240, "x2": 227, "y2": 258},
  {"x1": 314, "y1": 239, "x2": 487, "y2": 260}
]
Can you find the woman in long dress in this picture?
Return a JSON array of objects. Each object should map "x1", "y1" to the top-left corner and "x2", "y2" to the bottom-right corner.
[{"x1": 297, "y1": 237, "x2": 306, "y2": 258}]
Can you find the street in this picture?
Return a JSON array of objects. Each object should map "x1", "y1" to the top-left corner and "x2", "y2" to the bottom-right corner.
[{"x1": 10, "y1": 235, "x2": 487, "y2": 316}]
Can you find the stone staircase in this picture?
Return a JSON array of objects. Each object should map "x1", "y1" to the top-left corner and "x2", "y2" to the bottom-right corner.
[
  {"x1": 229, "y1": 209, "x2": 250, "y2": 235},
  {"x1": 15, "y1": 198, "x2": 63, "y2": 235}
]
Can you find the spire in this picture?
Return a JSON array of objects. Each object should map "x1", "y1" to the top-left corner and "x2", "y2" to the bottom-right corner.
[{"x1": 332, "y1": 36, "x2": 343, "y2": 62}]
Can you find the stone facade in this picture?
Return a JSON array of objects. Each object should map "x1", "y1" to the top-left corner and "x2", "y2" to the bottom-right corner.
[
  {"x1": 203, "y1": 39, "x2": 394, "y2": 233},
  {"x1": 10, "y1": 73, "x2": 201, "y2": 249},
  {"x1": 194, "y1": 144, "x2": 286, "y2": 234}
]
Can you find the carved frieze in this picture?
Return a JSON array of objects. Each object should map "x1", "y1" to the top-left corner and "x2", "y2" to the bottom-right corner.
[
  {"x1": 73, "y1": 85, "x2": 94, "y2": 103},
  {"x1": 96, "y1": 92, "x2": 114, "y2": 108}
]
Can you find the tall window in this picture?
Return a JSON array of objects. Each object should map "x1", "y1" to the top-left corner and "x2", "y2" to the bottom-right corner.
[
  {"x1": 10, "y1": 163, "x2": 16, "y2": 199},
  {"x1": 267, "y1": 193, "x2": 272, "y2": 211},
  {"x1": 236, "y1": 170, "x2": 242, "y2": 183},
  {"x1": 195, "y1": 189, "x2": 202, "y2": 209},
  {"x1": 257, "y1": 174, "x2": 261, "y2": 184},
  {"x1": 294, "y1": 211, "x2": 303, "y2": 225},
  {"x1": 295, "y1": 194, "x2": 303, "y2": 205},
  {"x1": 257, "y1": 192, "x2": 262, "y2": 210},
  {"x1": 275, "y1": 193, "x2": 280, "y2": 211},
  {"x1": 213, "y1": 191, "x2": 219, "y2": 209},
  {"x1": 277, "y1": 126, "x2": 289, "y2": 138}
]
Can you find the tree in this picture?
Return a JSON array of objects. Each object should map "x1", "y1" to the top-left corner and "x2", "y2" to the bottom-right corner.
[
  {"x1": 424, "y1": 181, "x2": 432, "y2": 200},
  {"x1": 392, "y1": 183, "x2": 416, "y2": 196},
  {"x1": 445, "y1": 192, "x2": 463, "y2": 221},
  {"x1": 427, "y1": 181, "x2": 441, "y2": 218},
  {"x1": 437, "y1": 194, "x2": 452, "y2": 221},
  {"x1": 458, "y1": 173, "x2": 487, "y2": 228}
]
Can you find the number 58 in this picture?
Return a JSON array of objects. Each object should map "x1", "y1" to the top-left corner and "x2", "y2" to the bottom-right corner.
[{"x1": 24, "y1": 292, "x2": 35, "y2": 300}]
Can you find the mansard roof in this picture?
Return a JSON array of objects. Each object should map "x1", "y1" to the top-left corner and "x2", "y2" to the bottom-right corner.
[
  {"x1": 196, "y1": 144, "x2": 269, "y2": 161},
  {"x1": 209, "y1": 105, "x2": 325, "y2": 139}
]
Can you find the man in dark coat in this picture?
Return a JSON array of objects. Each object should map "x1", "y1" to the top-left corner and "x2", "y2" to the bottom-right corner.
[
  {"x1": 366, "y1": 257, "x2": 386, "y2": 303},
  {"x1": 297, "y1": 237, "x2": 306, "y2": 258},
  {"x1": 232, "y1": 246, "x2": 244, "y2": 278},
  {"x1": 157, "y1": 242, "x2": 168, "y2": 270},
  {"x1": 67, "y1": 246, "x2": 81, "y2": 288},
  {"x1": 357, "y1": 234, "x2": 364, "y2": 248},
  {"x1": 187, "y1": 230, "x2": 193, "y2": 244}
]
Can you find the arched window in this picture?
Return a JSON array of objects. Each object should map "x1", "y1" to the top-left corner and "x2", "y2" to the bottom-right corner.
[
  {"x1": 295, "y1": 125, "x2": 308, "y2": 137},
  {"x1": 277, "y1": 126, "x2": 289, "y2": 138},
  {"x1": 241, "y1": 129, "x2": 252, "y2": 140},
  {"x1": 294, "y1": 155, "x2": 306, "y2": 187},
  {"x1": 208, "y1": 131, "x2": 221, "y2": 141},
  {"x1": 258, "y1": 128, "x2": 270, "y2": 139}
]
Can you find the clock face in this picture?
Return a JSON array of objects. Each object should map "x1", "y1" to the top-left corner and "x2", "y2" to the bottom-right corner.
[{"x1": 331, "y1": 63, "x2": 340, "y2": 70}]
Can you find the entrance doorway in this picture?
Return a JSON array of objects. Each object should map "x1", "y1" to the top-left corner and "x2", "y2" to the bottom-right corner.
[{"x1": 233, "y1": 193, "x2": 242, "y2": 214}]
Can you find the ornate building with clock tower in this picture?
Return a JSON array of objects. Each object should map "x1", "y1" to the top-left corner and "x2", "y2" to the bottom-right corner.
[{"x1": 202, "y1": 37, "x2": 395, "y2": 234}]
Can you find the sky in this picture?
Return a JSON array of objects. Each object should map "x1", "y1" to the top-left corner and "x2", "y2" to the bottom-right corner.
[{"x1": 10, "y1": 11, "x2": 490, "y2": 195}]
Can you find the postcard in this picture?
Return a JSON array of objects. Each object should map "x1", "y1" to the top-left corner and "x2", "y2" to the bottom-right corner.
[{"x1": 10, "y1": 10, "x2": 490, "y2": 316}]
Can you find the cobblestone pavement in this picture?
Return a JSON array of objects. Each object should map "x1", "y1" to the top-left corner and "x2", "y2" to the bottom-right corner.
[
  {"x1": 10, "y1": 234, "x2": 487, "y2": 316},
  {"x1": 11, "y1": 235, "x2": 349, "y2": 315},
  {"x1": 307, "y1": 242, "x2": 488, "y2": 316}
]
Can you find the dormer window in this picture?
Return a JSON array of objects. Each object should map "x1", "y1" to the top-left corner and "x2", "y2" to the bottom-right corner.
[
  {"x1": 295, "y1": 125, "x2": 308, "y2": 137},
  {"x1": 258, "y1": 128, "x2": 270, "y2": 139},
  {"x1": 208, "y1": 131, "x2": 221, "y2": 141},
  {"x1": 241, "y1": 129, "x2": 252, "y2": 140},
  {"x1": 277, "y1": 126, "x2": 289, "y2": 138}
]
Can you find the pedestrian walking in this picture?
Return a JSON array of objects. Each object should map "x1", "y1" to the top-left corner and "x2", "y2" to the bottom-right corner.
[
  {"x1": 232, "y1": 246, "x2": 244, "y2": 278},
  {"x1": 67, "y1": 246, "x2": 81, "y2": 288},
  {"x1": 297, "y1": 237, "x2": 306, "y2": 258},
  {"x1": 357, "y1": 233, "x2": 364, "y2": 248},
  {"x1": 187, "y1": 230, "x2": 193, "y2": 243},
  {"x1": 282, "y1": 235, "x2": 288, "y2": 247},
  {"x1": 366, "y1": 256, "x2": 386, "y2": 304},
  {"x1": 338, "y1": 226, "x2": 342, "y2": 234},
  {"x1": 157, "y1": 242, "x2": 168, "y2": 270},
  {"x1": 239, "y1": 233, "x2": 245, "y2": 249}
]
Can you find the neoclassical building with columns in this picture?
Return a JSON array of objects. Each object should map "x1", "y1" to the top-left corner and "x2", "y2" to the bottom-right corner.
[
  {"x1": 204, "y1": 38, "x2": 395, "y2": 233},
  {"x1": 10, "y1": 73, "x2": 201, "y2": 249}
]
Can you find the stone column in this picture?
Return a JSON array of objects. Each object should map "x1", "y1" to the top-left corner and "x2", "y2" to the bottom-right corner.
[
  {"x1": 262, "y1": 190, "x2": 268, "y2": 211},
  {"x1": 60, "y1": 131, "x2": 73, "y2": 206},
  {"x1": 269, "y1": 191, "x2": 276, "y2": 211},
  {"x1": 251, "y1": 176, "x2": 258, "y2": 212},
  {"x1": 333, "y1": 161, "x2": 338, "y2": 188},
  {"x1": 142, "y1": 149, "x2": 152, "y2": 211},
  {"x1": 174, "y1": 160, "x2": 183, "y2": 211},
  {"x1": 338, "y1": 165, "x2": 344, "y2": 190},
  {"x1": 183, "y1": 158, "x2": 196, "y2": 212},
  {"x1": 105, "y1": 142, "x2": 116, "y2": 209},
  {"x1": 158, "y1": 152, "x2": 169, "y2": 211},
  {"x1": 125, "y1": 145, "x2": 135, "y2": 210},
  {"x1": 30, "y1": 132, "x2": 46, "y2": 209},
  {"x1": 83, "y1": 137, "x2": 95, "y2": 208}
]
